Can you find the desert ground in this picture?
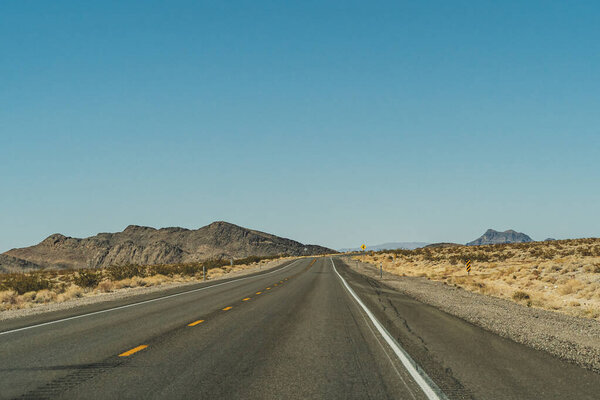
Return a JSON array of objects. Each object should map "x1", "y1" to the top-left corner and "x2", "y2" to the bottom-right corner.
[
  {"x1": 355, "y1": 238, "x2": 600, "y2": 320},
  {"x1": 0, "y1": 256, "x2": 290, "y2": 314}
]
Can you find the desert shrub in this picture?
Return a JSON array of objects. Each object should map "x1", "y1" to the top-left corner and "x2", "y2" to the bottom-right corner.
[
  {"x1": 233, "y1": 255, "x2": 262, "y2": 265},
  {"x1": 203, "y1": 259, "x2": 231, "y2": 269},
  {"x1": 448, "y1": 255, "x2": 461, "y2": 265},
  {"x1": 97, "y1": 281, "x2": 115, "y2": 293},
  {"x1": 472, "y1": 252, "x2": 490, "y2": 262},
  {"x1": 73, "y1": 270, "x2": 101, "y2": 288},
  {"x1": 34, "y1": 289, "x2": 57, "y2": 303},
  {"x1": 178, "y1": 263, "x2": 202, "y2": 276},
  {"x1": 559, "y1": 279, "x2": 584, "y2": 295},
  {"x1": 148, "y1": 264, "x2": 177, "y2": 277},
  {"x1": 107, "y1": 264, "x2": 145, "y2": 281},
  {"x1": 57, "y1": 285, "x2": 83, "y2": 301},
  {"x1": 512, "y1": 291, "x2": 530, "y2": 301},
  {"x1": 0, "y1": 274, "x2": 52, "y2": 295},
  {"x1": 391, "y1": 249, "x2": 413, "y2": 257},
  {"x1": 422, "y1": 249, "x2": 434, "y2": 261}
]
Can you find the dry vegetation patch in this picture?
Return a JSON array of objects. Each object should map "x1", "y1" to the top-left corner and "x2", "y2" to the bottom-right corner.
[
  {"x1": 354, "y1": 238, "x2": 600, "y2": 320},
  {"x1": 0, "y1": 255, "x2": 286, "y2": 311}
]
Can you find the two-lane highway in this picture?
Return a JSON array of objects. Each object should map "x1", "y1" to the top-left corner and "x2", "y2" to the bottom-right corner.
[
  {"x1": 0, "y1": 258, "x2": 435, "y2": 399},
  {"x1": 2, "y1": 257, "x2": 599, "y2": 399}
]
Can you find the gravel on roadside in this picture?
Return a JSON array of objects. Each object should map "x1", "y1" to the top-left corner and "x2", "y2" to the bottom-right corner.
[
  {"x1": 0, "y1": 258, "x2": 290, "y2": 322},
  {"x1": 346, "y1": 257, "x2": 600, "y2": 373}
]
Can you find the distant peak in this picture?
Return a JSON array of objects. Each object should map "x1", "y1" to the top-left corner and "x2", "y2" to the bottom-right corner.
[
  {"x1": 468, "y1": 229, "x2": 533, "y2": 246},
  {"x1": 123, "y1": 225, "x2": 156, "y2": 233},
  {"x1": 41, "y1": 233, "x2": 68, "y2": 245},
  {"x1": 206, "y1": 221, "x2": 240, "y2": 229}
]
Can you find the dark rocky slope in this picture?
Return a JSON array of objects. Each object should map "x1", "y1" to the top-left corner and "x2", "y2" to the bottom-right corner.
[
  {"x1": 2, "y1": 221, "x2": 334, "y2": 270},
  {"x1": 467, "y1": 229, "x2": 533, "y2": 246}
]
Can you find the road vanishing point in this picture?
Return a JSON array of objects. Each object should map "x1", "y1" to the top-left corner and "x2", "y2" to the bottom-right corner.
[{"x1": 1, "y1": 257, "x2": 599, "y2": 399}]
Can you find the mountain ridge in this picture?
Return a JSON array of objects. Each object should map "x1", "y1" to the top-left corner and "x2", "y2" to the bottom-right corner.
[{"x1": 1, "y1": 221, "x2": 333, "y2": 271}]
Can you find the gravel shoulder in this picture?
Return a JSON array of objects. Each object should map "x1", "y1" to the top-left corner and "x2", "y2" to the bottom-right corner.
[
  {"x1": 0, "y1": 258, "x2": 290, "y2": 322},
  {"x1": 347, "y1": 257, "x2": 600, "y2": 373}
]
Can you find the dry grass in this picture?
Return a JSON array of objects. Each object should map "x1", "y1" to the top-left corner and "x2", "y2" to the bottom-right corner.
[
  {"x1": 0, "y1": 256, "x2": 289, "y2": 312},
  {"x1": 354, "y1": 238, "x2": 600, "y2": 320}
]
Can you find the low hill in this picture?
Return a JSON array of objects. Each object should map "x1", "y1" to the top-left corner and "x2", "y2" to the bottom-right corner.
[
  {"x1": 424, "y1": 242, "x2": 463, "y2": 249},
  {"x1": 340, "y1": 242, "x2": 429, "y2": 252},
  {"x1": 467, "y1": 229, "x2": 533, "y2": 246},
  {"x1": 1, "y1": 221, "x2": 334, "y2": 270}
]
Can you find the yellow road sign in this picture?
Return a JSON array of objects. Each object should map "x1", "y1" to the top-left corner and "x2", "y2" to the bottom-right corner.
[
  {"x1": 361, "y1": 244, "x2": 366, "y2": 250},
  {"x1": 466, "y1": 260, "x2": 472, "y2": 273}
]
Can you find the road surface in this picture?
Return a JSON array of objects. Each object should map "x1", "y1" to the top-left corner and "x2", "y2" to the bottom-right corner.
[{"x1": 1, "y1": 257, "x2": 599, "y2": 399}]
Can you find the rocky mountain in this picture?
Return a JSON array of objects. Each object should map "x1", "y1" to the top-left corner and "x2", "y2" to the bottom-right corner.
[
  {"x1": 0, "y1": 254, "x2": 44, "y2": 274},
  {"x1": 466, "y1": 229, "x2": 533, "y2": 246},
  {"x1": 1, "y1": 221, "x2": 334, "y2": 270}
]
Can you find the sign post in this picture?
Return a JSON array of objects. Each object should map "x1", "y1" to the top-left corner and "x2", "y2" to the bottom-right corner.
[{"x1": 466, "y1": 260, "x2": 472, "y2": 276}]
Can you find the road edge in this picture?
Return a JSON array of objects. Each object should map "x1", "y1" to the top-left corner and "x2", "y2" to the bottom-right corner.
[{"x1": 330, "y1": 257, "x2": 448, "y2": 400}]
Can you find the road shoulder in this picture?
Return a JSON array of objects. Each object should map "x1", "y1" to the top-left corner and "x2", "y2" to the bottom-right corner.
[{"x1": 340, "y1": 257, "x2": 600, "y2": 374}]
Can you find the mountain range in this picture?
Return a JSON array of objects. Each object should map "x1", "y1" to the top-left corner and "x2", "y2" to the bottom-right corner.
[
  {"x1": 339, "y1": 242, "x2": 429, "y2": 252},
  {"x1": 0, "y1": 221, "x2": 333, "y2": 272}
]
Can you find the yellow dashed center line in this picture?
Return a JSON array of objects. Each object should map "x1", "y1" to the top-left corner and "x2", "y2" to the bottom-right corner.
[
  {"x1": 223, "y1": 306, "x2": 233, "y2": 311},
  {"x1": 256, "y1": 291, "x2": 262, "y2": 295},
  {"x1": 274, "y1": 284, "x2": 278, "y2": 286},
  {"x1": 119, "y1": 345, "x2": 148, "y2": 357},
  {"x1": 188, "y1": 320, "x2": 205, "y2": 327},
  {"x1": 266, "y1": 287, "x2": 271, "y2": 290},
  {"x1": 242, "y1": 297, "x2": 251, "y2": 301}
]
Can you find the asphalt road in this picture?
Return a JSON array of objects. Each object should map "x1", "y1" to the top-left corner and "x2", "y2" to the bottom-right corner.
[{"x1": 1, "y1": 257, "x2": 599, "y2": 399}]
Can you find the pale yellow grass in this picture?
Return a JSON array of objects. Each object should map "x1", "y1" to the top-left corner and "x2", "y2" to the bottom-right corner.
[
  {"x1": 1, "y1": 259, "x2": 284, "y2": 311},
  {"x1": 354, "y1": 239, "x2": 600, "y2": 320}
]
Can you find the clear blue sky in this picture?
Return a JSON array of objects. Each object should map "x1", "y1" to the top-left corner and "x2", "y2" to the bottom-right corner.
[{"x1": 1, "y1": 1, "x2": 599, "y2": 252}]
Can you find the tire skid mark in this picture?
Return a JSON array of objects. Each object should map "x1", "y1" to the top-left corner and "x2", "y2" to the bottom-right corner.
[{"x1": 16, "y1": 361, "x2": 122, "y2": 400}]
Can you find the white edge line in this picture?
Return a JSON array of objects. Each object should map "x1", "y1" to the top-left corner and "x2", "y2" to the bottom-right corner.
[
  {"x1": 0, "y1": 259, "x2": 302, "y2": 336},
  {"x1": 330, "y1": 257, "x2": 446, "y2": 400}
]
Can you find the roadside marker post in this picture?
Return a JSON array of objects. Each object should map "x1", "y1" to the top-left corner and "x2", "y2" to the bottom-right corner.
[
  {"x1": 380, "y1": 263, "x2": 383, "y2": 279},
  {"x1": 466, "y1": 260, "x2": 472, "y2": 275},
  {"x1": 203, "y1": 265, "x2": 206, "y2": 281}
]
